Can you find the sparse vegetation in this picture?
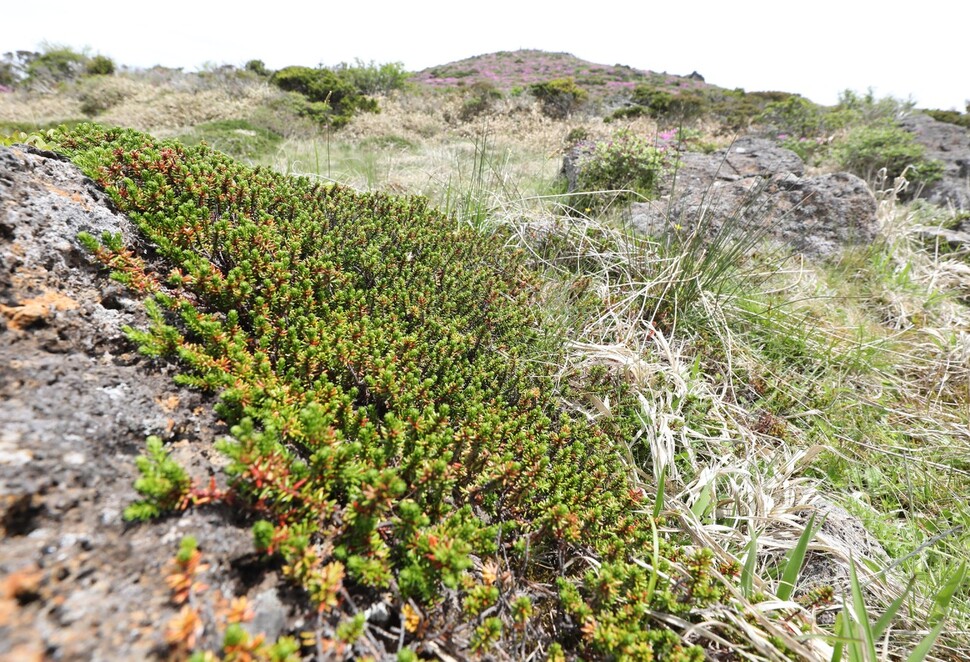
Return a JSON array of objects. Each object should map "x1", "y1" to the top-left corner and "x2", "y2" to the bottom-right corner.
[
  {"x1": 926, "y1": 107, "x2": 970, "y2": 129},
  {"x1": 178, "y1": 118, "x2": 283, "y2": 161}
]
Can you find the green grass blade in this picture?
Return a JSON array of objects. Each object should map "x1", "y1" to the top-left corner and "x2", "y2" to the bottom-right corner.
[
  {"x1": 929, "y1": 561, "x2": 966, "y2": 625},
  {"x1": 905, "y1": 621, "x2": 945, "y2": 662},
  {"x1": 691, "y1": 480, "x2": 713, "y2": 520},
  {"x1": 849, "y1": 557, "x2": 878, "y2": 662},
  {"x1": 777, "y1": 512, "x2": 818, "y2": 601},
  {"x1": 652, "y1": 463, "x2": 667, "y2": 521},
  {"x1": 741, "y1": 531, "x2": 758, "y2": 599},
  {"x1": 645, "y1": 514, "x2": 660, "y2": 604},
  {"x1": 830, "y1": 610, "x2": 847, "y2": 662},
  {"x1": 900, "y1": 562, "x2": 966, "y2": 662},
  {"x1": 872, "y1": 575, "x2": 914, "y2": 640},
  {"x1": 836, "y1": 603, "x2": 866, "y2": 662}
]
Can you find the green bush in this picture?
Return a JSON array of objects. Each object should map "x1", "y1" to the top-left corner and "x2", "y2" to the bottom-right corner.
[
  {"x1": 332, "y1": 58, "x2": 409, "y2": 95},
  {"x1": 529, "y1": 77, "x2": 587, "y2": 119},
  {"x1": 15, "y1": 46, "x2": 118, "y2": 86},
  {"x1": 833, "y1": 121, "x2": 943, "y2": 188},
  {"x1": 459, "y1": 81, "x2": 502, "y2": 121},
  {"x1": 77, "y1": 77, "x2": 133, "y2": 116},
  {"x1": 666, "y1": 90, "x2": 709, "y2": 122},
  {"x1": 564, "y1": 126, "x2": 590, "y2": 145},
  {"x1": 84, "y1": 55, "x2": 115, "y2": 76},
  {"x1": 26, "y1": 44, "x2": 87, "y2": 85},
  {"x1": 756, "y1": 95, "x2": 826, "y2": 137},
  {"x1": 244, "y1": 59, "x2": 271, "y2": 77},
  {"x1": 271, "y1": 66, "x2": 351, "y2": 103},
  {"x1": 631, "y1": 85, "x2": 673, "y2": 116},
  {"x1": 607, "y1": 105, "x2": 650, "y2": 122},
  {"x1": 833, "y1": 88, "x2": 914, "y2": 127},
  {"x1": 0, "y1": 59, "x2": 18, "y2": 88},
  {"x1": 270, "y1": 65, "x2": 379, "y2": 127},
  {"x1": 620, "y1": 85, "x2": 710, "y2": 125},
  {"x1": 573, "y1": 129, "x2": 668, "y2": 207}
]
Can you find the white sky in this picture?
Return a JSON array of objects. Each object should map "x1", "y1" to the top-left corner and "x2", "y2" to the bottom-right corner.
[{"x1": 6, "y1": 0, "x2": 967, "y2": 110}]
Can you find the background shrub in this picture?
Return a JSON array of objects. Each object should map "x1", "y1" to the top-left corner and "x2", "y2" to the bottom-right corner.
[
  {"x1": 607, "y1": 105, "x2": 650, "y2": 122},
  {"x1": 332, "y1": 58, "x2": 409, "y2": 95},
  {"x1": 926, "y1": 108, "x2": 970, "y2": 130},
  {"x1": 0, "y1": 52, "x2": 24, "y2": 87},
  {"x1": 26, "y1": 44, "x2": 88, "y2": 86},
  {"x1": 270, "y1": 65, "x2": 379, "y2": 127},
  {"x1": 631, "y1": 84, "x2": 673, "y2": 117},
  {"x1": 244, "y1": 59, "x2": 271, "y2": 77},
  {"x1": 530, "y1": 77, "x2": 587, "y2": 119},
  {"x1": 832, "y1": 88, "x2": 914, "y2": 126},
  {"x1": 666, "y1": 90, "x2": 709, "y2": 123},
  {"x1": 177, "y1": 118, "x2": 283, "y2": 161},
  {"x1": 77, "y1": 76, "x2": 136, "y2": 116},
  {"x1": 84, "y1": 55, "x2": 115, "y2": 77},
  {"x1": 616, "y1": 85, "x2": 710, "y2": 125},
  {"x1": 833, "y1": 121, "x2": 943, "y2": 188},
  {"x1": 459, "y1": 81, "x2": 502, "y2": 121},
  {"x1": 756, "y1": 95, "x2": 826, "y2": 138},
  {"x1": 573, "y1": 129, "x2": 667, "y2": 207}
]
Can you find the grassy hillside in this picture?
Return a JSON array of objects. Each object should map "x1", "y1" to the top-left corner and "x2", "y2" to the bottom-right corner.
[{"x1": 3, "y1": 47, "x2": 970, "y2": 660}]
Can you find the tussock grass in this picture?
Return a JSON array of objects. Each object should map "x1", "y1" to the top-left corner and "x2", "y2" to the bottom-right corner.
[
  {"x1": 98, "y1": 79, "x2": 281, "y2": 134},
  {"x1": 0, "y1": 70, "x2": 284, "y2": 135},
  {"x1": 0, "y1": 89, "x2": 85, "y2": 126},
  {"x1": 484, "y1": 163, "x2": 970, "y2": 658}
]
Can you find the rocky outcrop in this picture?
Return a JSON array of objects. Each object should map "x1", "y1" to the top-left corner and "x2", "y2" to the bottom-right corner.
[
  {"x1": 629, "y1": 138, "x2": 878, "y2": 258},
  {"x1": 900, "y1": 113, "x2": 970, "y2": 210},
  {"x1": 0, "y1": 146, "x2": 292, "y2": 660}
]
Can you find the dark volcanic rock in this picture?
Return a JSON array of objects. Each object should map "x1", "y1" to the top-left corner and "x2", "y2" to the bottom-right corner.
[
  {"x1": 0, "y1": 146, "x2": 292, "y2": 660},
  {"x1": 698, "y1": 136, "x2": 804, "y2": 179},
  {"x1": 899, "y1": 113, "x2": 970, "y2": 210},
  {"x1": 629, "y1": 138, "x2": 877, "y2": 258}
]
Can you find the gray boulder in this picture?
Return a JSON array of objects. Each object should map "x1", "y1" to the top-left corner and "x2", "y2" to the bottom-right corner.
[
  {"x1": 629, "y1": 138, "x2": 877, "y2": 258},
  {"x1": 899, "y1": 113, "x2": 970, "y2": 210},
  {"x1": 560, "y1": 144, "x2": 584, "y2": 193}
]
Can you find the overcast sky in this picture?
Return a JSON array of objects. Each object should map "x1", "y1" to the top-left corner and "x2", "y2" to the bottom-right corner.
[{"x1": 6, "y1": 0, "x2": 967, "y2": 110}]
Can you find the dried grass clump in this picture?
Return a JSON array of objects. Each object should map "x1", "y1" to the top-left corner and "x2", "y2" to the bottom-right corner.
[
  {"x1": 0, "y1": 89, "x2": 84, "y2": 125},
  {"x1": 98, "y1": 81, "x2": 281, "y2": 134},
  {"x1": 75, "y1": 75, "x2": 148, "y2": 116}
]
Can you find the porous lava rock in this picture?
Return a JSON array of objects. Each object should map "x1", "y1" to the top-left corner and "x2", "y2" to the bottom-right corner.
[
  {"x1": 0, "y1": 146, "x2": 292, "y2": 660},
  {"x1": 900, "y1": 113, "x2": 970, "y2": 210},
  {"x1": 627, "y1": 137, "x2": 878, "y2": 258}
]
